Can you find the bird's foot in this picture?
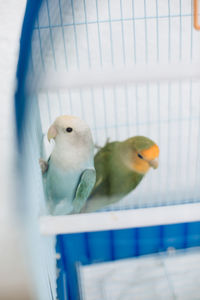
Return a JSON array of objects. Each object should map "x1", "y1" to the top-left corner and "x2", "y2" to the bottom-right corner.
[{"x1": 39, "y1": 158, "x2": 48, "y2": 174}]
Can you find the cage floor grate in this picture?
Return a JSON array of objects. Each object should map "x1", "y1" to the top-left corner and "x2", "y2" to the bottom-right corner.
[{"x1": 80, "y1": 247, "x2": 200, "y2": 300}]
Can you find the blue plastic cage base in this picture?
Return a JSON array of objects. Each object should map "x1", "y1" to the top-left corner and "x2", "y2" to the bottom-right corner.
[{"x1": 56, "y1": 222, "x2": 200, "y2": 300}]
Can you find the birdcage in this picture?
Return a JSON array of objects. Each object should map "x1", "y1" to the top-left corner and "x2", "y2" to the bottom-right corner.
[{"x1": 15, "y1": 0, "x2": 200, "y2": 299}]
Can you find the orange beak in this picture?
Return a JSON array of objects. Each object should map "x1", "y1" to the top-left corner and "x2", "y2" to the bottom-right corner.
[
  {"x1": 140, "y1": 144, "x2": 160, "y2": 169},
  {"x1": 149, "y1": 158, "x2": 159, "y2": 169}
]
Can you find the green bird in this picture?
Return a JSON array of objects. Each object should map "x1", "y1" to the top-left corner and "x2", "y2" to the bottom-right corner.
[{"x1": 81, "y1": 136, "x2": 159, "y2": 213}]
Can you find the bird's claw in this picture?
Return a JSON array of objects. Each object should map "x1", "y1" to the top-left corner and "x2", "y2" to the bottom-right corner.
[{"x1": 39, "y1": 158, "x2": 48, "y2": 174}]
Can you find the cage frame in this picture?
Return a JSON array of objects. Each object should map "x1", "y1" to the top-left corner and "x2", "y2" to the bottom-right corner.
[{"x1": 15, "y1": 1, "x2": 200, "y2": 300}]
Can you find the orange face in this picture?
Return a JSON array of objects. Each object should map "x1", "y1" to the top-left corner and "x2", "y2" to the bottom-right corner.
[
  {"x1": 132, "y1": 144, "x2": 160, "y2": 174},
  {"x1": 140, "y1": 144, "x2": 160, "y2": 161}
]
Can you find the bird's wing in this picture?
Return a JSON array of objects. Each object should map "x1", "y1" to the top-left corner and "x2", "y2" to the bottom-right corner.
[
  {"x1": 92, "y1": 141, "x2": 118, "y2": 192},
  {"x1": 80, "y1": 142, "x2": 120, "y2": 213},
  {"x1": 93, "y1": 151, "x2": 108, "y2": 190},
  {"x1": 72, "y1": 168, "x2": 96, "y2": 213}
]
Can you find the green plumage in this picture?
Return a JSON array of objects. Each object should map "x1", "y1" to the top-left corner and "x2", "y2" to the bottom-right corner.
[{"x1": 82, "y1": 136, "x2": 156, "y2": 213}]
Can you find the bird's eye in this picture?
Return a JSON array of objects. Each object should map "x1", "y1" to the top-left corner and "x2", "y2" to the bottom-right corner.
[
  {"x1": 137, "y1": 153, "x2": 143, "y2": 159},
  {"x1": 66, "y1": 127, "x2": 73, "y2": 133}
]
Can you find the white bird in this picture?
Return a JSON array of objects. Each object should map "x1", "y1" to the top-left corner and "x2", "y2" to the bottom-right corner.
[{"x1": 40, "y1": 115, "x2": 96, "y2": 215}]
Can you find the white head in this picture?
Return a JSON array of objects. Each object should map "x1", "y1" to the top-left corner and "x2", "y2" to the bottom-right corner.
[{"x1": 48, "y1": 115, "x2": 94, "y2": 151}]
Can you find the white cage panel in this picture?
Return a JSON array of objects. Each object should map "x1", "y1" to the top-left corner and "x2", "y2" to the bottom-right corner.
[
  {"x1": 38, "y1": 79, "x2": 200, "y2": 211},
  {"x1": 25, "y1": 0, "x2": 200, "y2": 215},
  {"x1": 31, "y1": 0, "x2": 199, "y2": 75}
]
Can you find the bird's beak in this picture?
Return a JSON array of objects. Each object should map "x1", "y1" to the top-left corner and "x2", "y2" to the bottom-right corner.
[
  {"x1": 149, "y1": 158, "x2": 159, "y2": 169},
  {"x1": 47, "y1": 125, "x2": 57, "y2": 142}
]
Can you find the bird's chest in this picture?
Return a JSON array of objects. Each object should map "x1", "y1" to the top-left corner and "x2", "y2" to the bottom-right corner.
[
  {"x1": 45, "y1": 145, "x2": 93, "y2": 201},
  {"x1": 52, "y1": 145, "x2": 92, "y2": 171},
  {"x1": 46, "y1": 163, "x2": 82, "y2": 201},
  {"x1": 108, "y1": 162, "x2": 143, "y2": 196}
]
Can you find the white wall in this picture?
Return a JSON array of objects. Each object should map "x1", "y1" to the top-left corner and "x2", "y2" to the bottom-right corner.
[{"x1": 0, "y1": 1, "x2": 37, "y2": 299}]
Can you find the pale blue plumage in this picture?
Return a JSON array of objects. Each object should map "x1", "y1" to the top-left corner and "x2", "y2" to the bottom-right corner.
[
  {"x1": 41, "y1": 115, "x2": 96, "y2": 216},
  {"x1": 44, "y1": 158, "x2": 96, "y2": 215}
]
